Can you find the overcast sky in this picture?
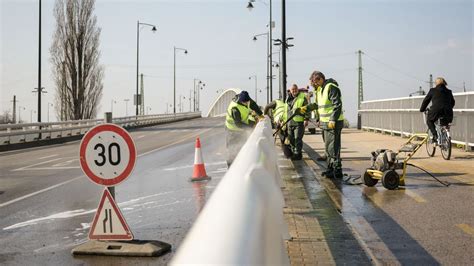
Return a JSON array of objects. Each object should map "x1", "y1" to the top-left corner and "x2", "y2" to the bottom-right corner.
[{"x1": 1, "y1": 0, "x2": 472, "y2": 123}]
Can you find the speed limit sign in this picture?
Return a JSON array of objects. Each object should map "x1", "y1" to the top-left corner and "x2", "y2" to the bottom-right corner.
[{"x1": 79, "y1": 124, "x2": 137, "y2": 186}]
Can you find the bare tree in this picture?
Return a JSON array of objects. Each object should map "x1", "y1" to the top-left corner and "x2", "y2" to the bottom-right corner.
[{"x1": 51, "y1": 0, "x2": 103, "y2": 120}]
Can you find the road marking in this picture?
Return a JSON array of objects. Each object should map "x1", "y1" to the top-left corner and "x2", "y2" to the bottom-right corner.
[
  {"x1": 3, "y1": 190, "x2": 185, "y2": 230},
  {"x1": 52, "y1": 159, "x2": 78, "y2": 167},
  {"x1": 403, "y1": 189, "x2": 427, "y2": 203},
  {"x1": 12, "y1": 158, "x2": 62, "y2": 171},
  {"x1": 457, "y1": 224, "x2": 474, "y2": 236},
  {"x1": 136, "y1": 135, "x2": 145, "y2": 139},
  {"x1": 0, "y1": 175, "x2": 83, "y2": 209},
  {"x1": 38, "y1": 154, "x2": 58, "y2": 160},
  {"x1": 163, "y1": 161, "x2": 227, "y2": 171},
  {"x1": 138, "y1": 127, "x2": 215, "y2": 158}
]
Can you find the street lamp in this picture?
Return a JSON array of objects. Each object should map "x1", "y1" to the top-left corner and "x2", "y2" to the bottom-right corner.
[
  {"x1": 179, "y1": 95, "x2": 186, "y2": 113},
  {"x1": 136, "y1": 20, "x2": 157, "y2": 116},
  {"x1": 174, "y1": 46, "x2": 188, "y2": 114},
  {"x1": 124, "y1": 99, "x2": 130, "y2": 116},
  {"x1": 18, "y1": 106, "x2": 26, "y2": 123},
  {"x1": 274, "y1": 36, "x2": 294, "y2": 100},
  {"x1": 111, "y1": 99, "x2": 117, "y2": 113},
  {"x1": 253, "y1": 32, "x2": 270, "y2": 104},
  {"x1": 193, "y1": 79, "x2": 202, "y2": 112},
  {"x1": 249, "y1": 75, "x2": 258, "y2": 104},
  {"x1": 47, "y1": 102, "x2": 53, "y2": 122},
  {"x1": 146, "y1": 106, "x2": 152, "y2": 115},
  {"x1": 247, "y1": 0, "x2": 274, "y2": 102},
  {"x1": 197, "y1": 82, "x2": 205, "y2": 112},
  {"x1": 30, "y1": 110, "x2": 36, "y2": 123}
]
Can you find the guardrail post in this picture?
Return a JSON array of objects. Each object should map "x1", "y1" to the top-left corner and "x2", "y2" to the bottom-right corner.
[{"x1": 104, "y1": 112, "x2": 115, "y2": 199}]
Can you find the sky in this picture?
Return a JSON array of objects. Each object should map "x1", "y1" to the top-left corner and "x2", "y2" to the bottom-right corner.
[{"x1": 1, "y1": 0, "x2": 473, "y2": 124}]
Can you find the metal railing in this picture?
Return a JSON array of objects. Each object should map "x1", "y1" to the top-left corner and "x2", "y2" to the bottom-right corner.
[
  {"x1": 359, "y1": 92, "x2": 474, "y2": 150},
  {"x1": 171, "y1": 118, "x2": 290, "y2": 265},
  {"x1": 0, "y1": 112, "x2": 201, "y2": 146}
]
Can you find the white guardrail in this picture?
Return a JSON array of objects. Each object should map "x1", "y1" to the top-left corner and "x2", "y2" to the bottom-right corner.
[
  {"x1": 0, "y1": 112, "x2": 201, "y2": 146},
  {"x1": 359, "y1": 92, "x2": 474, "y2": 150},
  {"x1": 171, "y1": 118, "x2": 290, "y2": 265}
]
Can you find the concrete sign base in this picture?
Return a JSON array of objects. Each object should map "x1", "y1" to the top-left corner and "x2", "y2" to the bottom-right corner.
[{"x1": 72, "y1": 240, "x2": 171, "y2": 257}]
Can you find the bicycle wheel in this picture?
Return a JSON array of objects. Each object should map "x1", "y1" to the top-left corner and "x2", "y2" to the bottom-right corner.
[
  {"x1": 441, "y1": 131, "x2": 451, "y2": 160},
  {"x1": 425, "y1": 130, "x2": 436, "y2": 157}
]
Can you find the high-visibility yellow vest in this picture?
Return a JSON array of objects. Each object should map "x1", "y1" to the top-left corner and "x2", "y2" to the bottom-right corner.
[
  {"x1": 291, "y1": 93, "x2": 306, "y2": 122},
  {"x1": 225, "y1": 101, "x2": 250, "y2": 131},
  {"x1": 316, "y1": 83, "x2": 344, "y2": 122},
  {"x1": 273, "y1": 99, "x2": 288, "y2": 123}
]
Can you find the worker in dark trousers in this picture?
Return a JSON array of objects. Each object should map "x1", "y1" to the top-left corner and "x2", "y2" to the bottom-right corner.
[
  {"x1": 225, "y1": 91, "x2": 255, "y2": 165},
  {"x1": 286, "y1": 84, "x2": 310, "y2": 160},
  {"x1": 296, "y1": 71, "x2": 344, "y2": 178},
  {"x1": 419, "y1": 77, "x2": 455, "y2": 144}
]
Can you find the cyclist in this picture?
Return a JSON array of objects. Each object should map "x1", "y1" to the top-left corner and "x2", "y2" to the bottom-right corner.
[{"x1": 419, "y1": 77, "x2": 455, "y2": 144}]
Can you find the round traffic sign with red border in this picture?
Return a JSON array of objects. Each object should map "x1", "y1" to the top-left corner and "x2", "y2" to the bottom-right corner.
[{"x1": 79, "y1": 124, "x2": 136, "y2": 186}]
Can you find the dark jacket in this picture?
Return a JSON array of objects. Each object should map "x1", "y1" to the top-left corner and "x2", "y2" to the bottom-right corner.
[
  {"x1": 233, "y1": 93, "x2": 263, "y2": 116},
  {"x1": 420, "y1": 84, "x2": 455, "y2": 121}
]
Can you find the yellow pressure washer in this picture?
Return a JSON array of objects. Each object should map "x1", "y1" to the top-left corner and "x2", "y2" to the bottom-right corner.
[{"x1": 364, "y1": 133, "x2": 450, "y2": 190}]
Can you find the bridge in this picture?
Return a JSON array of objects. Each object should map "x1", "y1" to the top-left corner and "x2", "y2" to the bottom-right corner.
[{"x1": 1, "y1": 91, "x2": 473, "y2": 265}]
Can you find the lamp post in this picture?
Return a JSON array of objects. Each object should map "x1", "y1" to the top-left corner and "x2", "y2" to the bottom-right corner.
[
  {"x1": 253, "y1": 32, "x2": 270, "y2": 104},
  {"x1": 146, "y1": 106, "x2": 152, "y2": 115},
  {"x1": 37, "y1": 0, "x2": 42, "y2": 123},
  {"x1": 111, "y1": 99, "x2": 116, "y2": 114},
  {"x1": 124, "y1": 99, "x2": 130, "y2": 116},
  {"x1": 249, "y1": 75, "x2": 258, "y2": 104},
  {"x1": 174, "y1": 47, "x2": 188, "y2": 114},
  {"x1": 30, "y1": 110, "x2": 36, "y2": 123},
  {"x1": 18, "y1": 106, "x2": 25, "y2": 123},
  {"x1": 193, "y1": 79, "x2": 202, "y2": 112},
  {"x1": 136, "y1": 20, "x2": 157, "y2": 116},
  {"x1": 197, "y1": 82, "x2": 205, "y2": 111},
  {"x1": 247, "y1": 0, "x2": 273, "y2": 102},
  {"x1": 47, "y1": 102, "x2": 53, "y2": 122}
]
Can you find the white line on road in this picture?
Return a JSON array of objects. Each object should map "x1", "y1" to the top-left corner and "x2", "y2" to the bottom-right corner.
[
  {"x1": 163, "y1": 161, "x2": 227, "y2": 171},
  {"x1": 11, "y1": 158, "x2": 63, "y2": 171},
  {"x1": 0, "y1": 175, "x2": 83, "y2": 209},
  {"x1": 38, "y1": 154, "x2": 58, "y2": 160},
  {"x1": 136, "y1": 135, "x2": 146, "y2": 139}
]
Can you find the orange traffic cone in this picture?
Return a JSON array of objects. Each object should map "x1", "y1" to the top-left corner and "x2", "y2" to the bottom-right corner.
[{"x1": 190, "y1": 137, "x2": 211, "y2": 182}]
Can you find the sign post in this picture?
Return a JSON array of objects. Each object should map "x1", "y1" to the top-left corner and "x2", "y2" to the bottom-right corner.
[{"x1": 72, "y1": 120, "x2": 171, "y2": 257}]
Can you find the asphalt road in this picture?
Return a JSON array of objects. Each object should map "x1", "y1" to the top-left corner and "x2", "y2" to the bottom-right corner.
[
  {"x1": 303, "y1": 129, "x2": 474, "y2": 265},
  {"x1": 0, "y1": 117, "x2": 227, "y2": 265}
]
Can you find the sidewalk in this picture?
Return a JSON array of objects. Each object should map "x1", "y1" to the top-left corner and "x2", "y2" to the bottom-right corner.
[
  {"x1": 292, "y1": 128, "x2": 474, "y2": 265},
  {"x1": 278, "y1": 150, "x2": 372, "y2": 265}
]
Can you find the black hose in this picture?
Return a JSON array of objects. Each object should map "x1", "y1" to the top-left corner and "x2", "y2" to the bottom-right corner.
[{"x1": 406, "y1": 163, "x2": 450, "y2": 187}]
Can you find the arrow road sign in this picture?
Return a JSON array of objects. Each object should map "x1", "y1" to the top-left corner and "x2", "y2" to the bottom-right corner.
[{"x1": 89, "y1": 188, "x2": 133, "y2": 240}]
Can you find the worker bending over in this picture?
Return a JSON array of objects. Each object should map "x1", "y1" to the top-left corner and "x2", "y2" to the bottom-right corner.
[
  {"x1": 225, "y1": 91, "x2": 255, "y2": 165},
  {"x1": 264, "y1": 97, "x2": 292, "y2": 157}
]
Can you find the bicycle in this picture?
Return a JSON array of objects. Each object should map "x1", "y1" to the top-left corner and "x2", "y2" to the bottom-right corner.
[{"x1": 424, "y1": 109, "x2": 452, "y2": 160}]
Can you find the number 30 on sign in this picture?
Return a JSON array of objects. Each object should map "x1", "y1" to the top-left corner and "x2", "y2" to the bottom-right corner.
[{"x1": 79, "y1": 124, "x2": 137, "y2": 186}]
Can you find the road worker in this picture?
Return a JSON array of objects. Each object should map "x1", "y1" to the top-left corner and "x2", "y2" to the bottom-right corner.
[
  {"x1": 286, "y1": 84, "x2": 310, "y2": 160},
  {"x1": 264, "y1": 97, "x2": 292, "y2": 157},
  {"x1": 225, "y1": 91, "x2": 255, "y2": 165},
  {"x1": 296, "y1": 71, "x2": 344, "y2": 178}
]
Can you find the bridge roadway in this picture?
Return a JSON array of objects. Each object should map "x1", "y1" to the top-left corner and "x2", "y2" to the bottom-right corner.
[
  {"x1": 0, "y1": 117, "x2": 227, "y2": 265},
  {"x1": 1, "y1": 117, "x2": 473, "y2": 265}
]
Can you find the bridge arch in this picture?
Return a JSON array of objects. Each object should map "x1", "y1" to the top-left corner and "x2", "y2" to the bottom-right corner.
[{"x1": 206, "y1": 88, "x2": 241, "y2": 117}]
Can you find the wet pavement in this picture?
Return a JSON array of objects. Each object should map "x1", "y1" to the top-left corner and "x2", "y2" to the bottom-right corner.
[
  {"x1": 302, "y1": 128, "x2": 474, "y2": 265},
  {"x1": 0, "y1": 118, "x2": 227, "y2": 265}
]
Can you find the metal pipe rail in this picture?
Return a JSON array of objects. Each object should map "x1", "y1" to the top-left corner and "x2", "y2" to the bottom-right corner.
[
  {"x1": 360, "y1": 92, "x2": 474, "y2": 150},
  {"x1": 0, "y1": 112, "x2": 201, "y2": 146},
  {"x1": 171, "y1": 118, "x2": 290, "y2": 265}
]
